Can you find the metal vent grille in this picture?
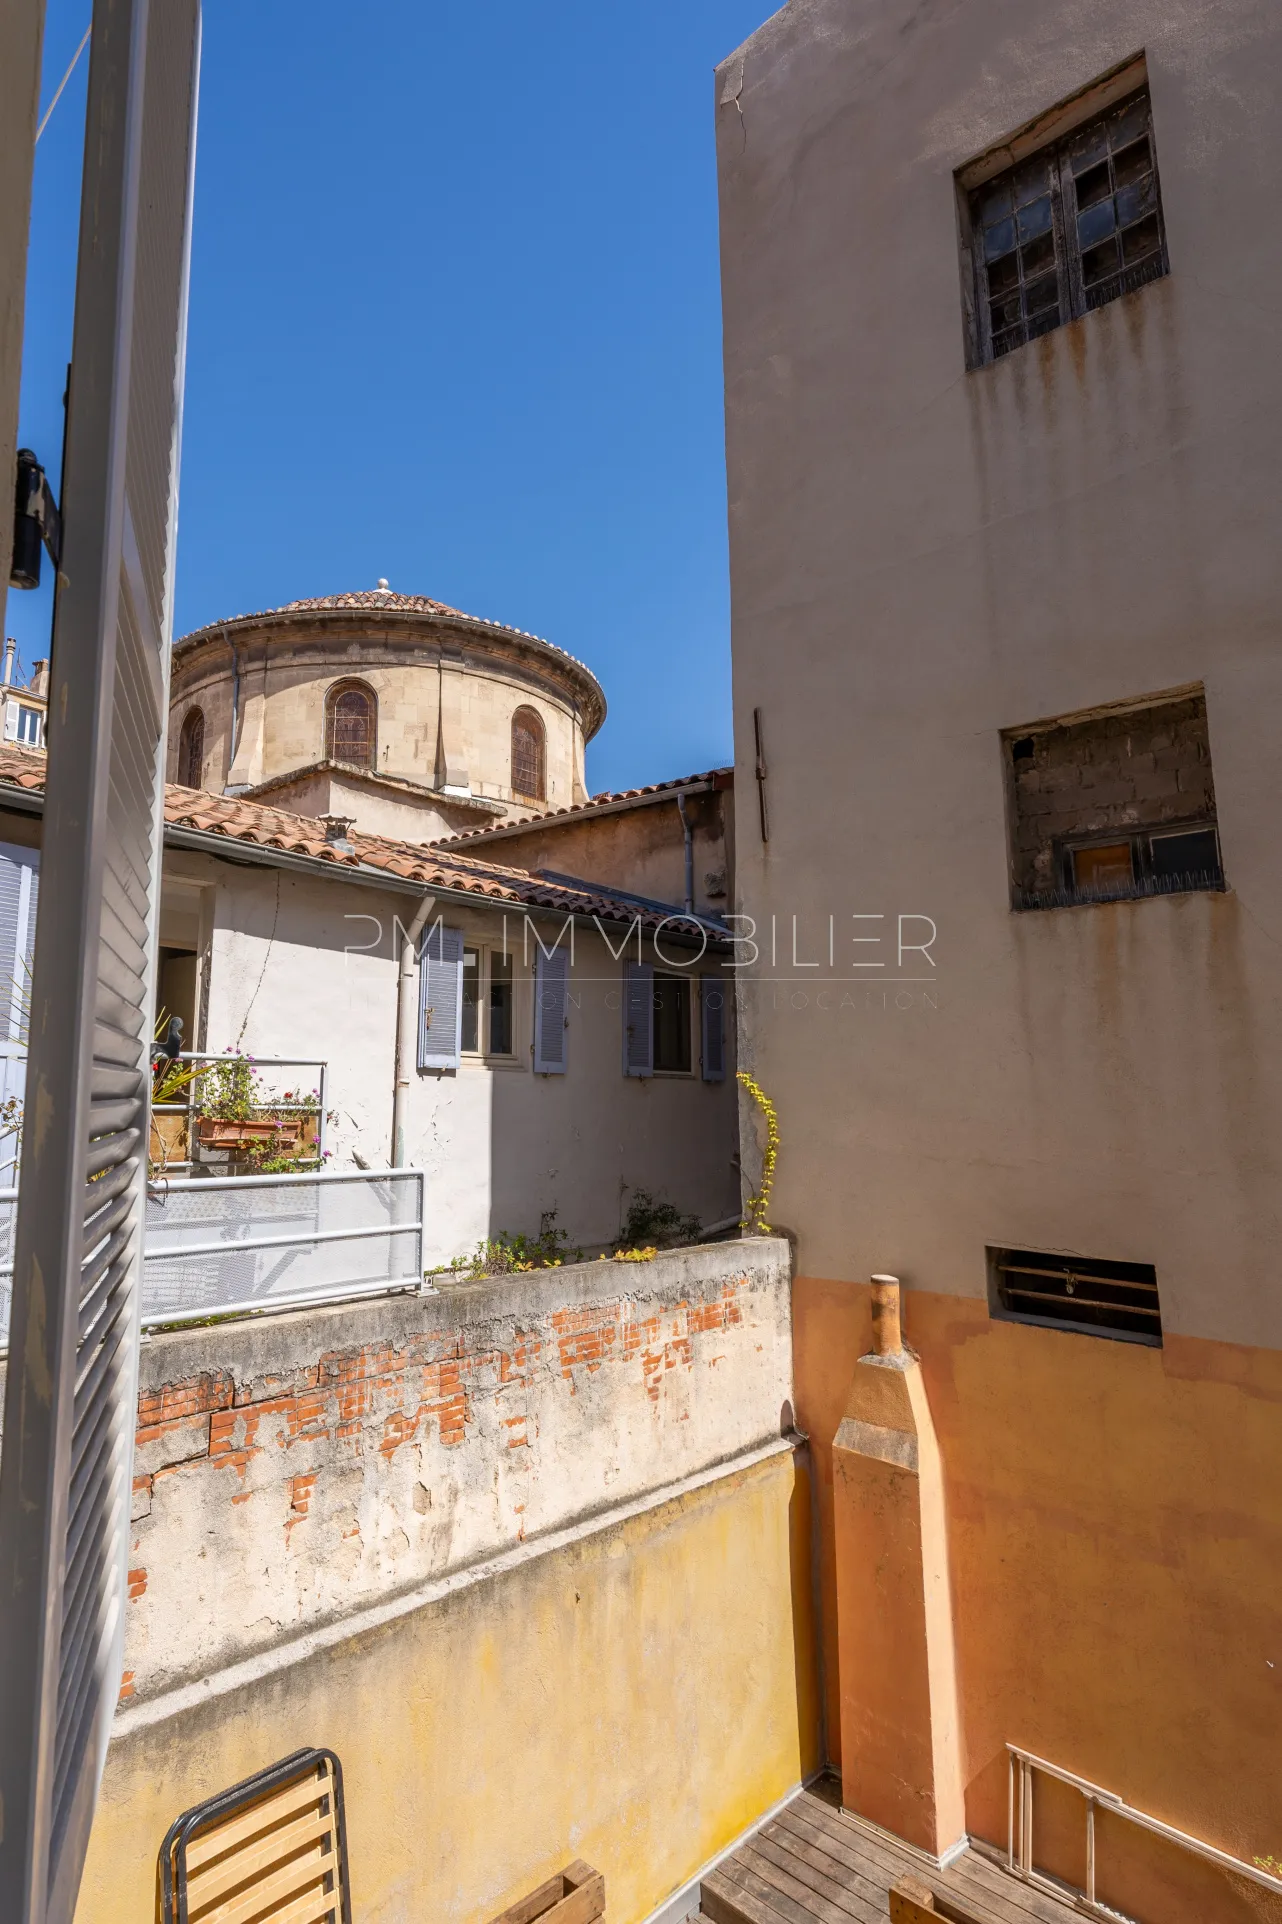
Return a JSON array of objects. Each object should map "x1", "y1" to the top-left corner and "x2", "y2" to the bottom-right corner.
[
  {"x1": 988, "y1": 1246, "x2": 1162, "y2": 1346},
  {"x1": 0, "y1": 1, "x2": 200, "y2": 1918}
]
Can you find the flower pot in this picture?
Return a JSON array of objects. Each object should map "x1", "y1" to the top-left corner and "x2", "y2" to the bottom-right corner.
[{"x1": 196, "y1": 1118, "x2": 302, "y2": 1149}]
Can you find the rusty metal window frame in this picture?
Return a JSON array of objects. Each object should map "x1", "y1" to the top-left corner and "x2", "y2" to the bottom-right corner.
[
  {"x1": 324, "y1": 679, "x2": 377, "y2": 769},
  {"x1": 963, "y1": 86, "x2": 1169, "y2": 367},
  {"x1": 511, "y1": 704, "x2": 546, "y2": 801},
  {"x1": 987, "y1": 1246, "x2": 1162, "y2": 1346}
]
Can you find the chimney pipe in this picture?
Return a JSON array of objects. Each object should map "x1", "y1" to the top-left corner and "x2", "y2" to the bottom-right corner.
[
  {"x1": 870, "y1": 1274, "x2": 903, "y2": 1357},
  {"x1": 2, "y1": 639, "x2": 15, "y2": 687}
]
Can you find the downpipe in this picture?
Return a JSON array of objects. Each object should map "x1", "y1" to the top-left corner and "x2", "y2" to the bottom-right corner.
[{"x1": 392, "y1": 894, "x2": 435, "y2": 1166}]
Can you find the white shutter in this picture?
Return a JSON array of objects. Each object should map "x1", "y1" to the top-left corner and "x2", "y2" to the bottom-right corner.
[
  {"x1": 701, "y1": 975, "x2": 726, "y2": 1082},
  {"x1": 0, "y1": 845, "x2": 32, "y2": 1046},
  {"x1": 418, "y1": 924, "x2": 464, "y2": 1070},
  {"x1": 624, "y1": 961, "x2": 654, "y2": 1077},
  {"x1": 533, "y1": 947, "x2": 569, "y2": 1074},
  {"x1": 3, "y1": 701, "x2": 18, "y2": 743}
]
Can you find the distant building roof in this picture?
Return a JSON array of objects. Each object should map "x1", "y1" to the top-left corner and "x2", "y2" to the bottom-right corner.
[
  {"x1": 0, "y1": 745, "x2": 720, "y2": 940},
  {"x1": 436, "y1": 767, "x2": 734, "y2": 848}
]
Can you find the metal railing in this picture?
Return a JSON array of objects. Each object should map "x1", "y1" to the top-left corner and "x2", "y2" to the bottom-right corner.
[
  {"x1": 0, "y1": 1168, "x2": 425, "y2": 1347},
  {"x1": 1007, "y1": 1744, "x2": 1282, "y2": 1918},
  {"x1": 150, "y1": 1053, "x2": 330, "y2": 1172}
]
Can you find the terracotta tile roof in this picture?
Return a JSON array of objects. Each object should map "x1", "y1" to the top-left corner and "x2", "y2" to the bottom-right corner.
[
  {"x1": 436, "y1": 767, "x2": 734, "y2": 846},
  {"x1": 0, "y1": 745, "x2": 719, "y2": 940},
  {"x1": 275, "y1": 589, "x2": 467, "y2": 616}
]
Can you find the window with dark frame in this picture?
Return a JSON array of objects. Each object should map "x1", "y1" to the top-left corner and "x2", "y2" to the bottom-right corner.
[
  {"x1": 988, "y1": 1246, "x2": 1162, "y2": 1346},
  {"x1": 967, "y1": 87, "x2": 1168, "y2": 365},
  {"x1": 325, "y1": 682, "x2": 376, "y2": 768},
  {"x1": 460, "y1": 947, "x2": 516, "y2": 1058},
  {"x1": 511, "y1": 706, "x2": 546, "y2": 800},
  {"x1": 652, "y1": 972, "x2": 691, "y2": 1074},
  {"x1": 177, "y1": 706, "x2": 204, "y2": 787}
]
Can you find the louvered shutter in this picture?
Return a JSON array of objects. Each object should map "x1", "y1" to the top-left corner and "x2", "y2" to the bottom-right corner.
[
  {"x1": 701, "y1": 975, "x2": 726, "y2": 1082},
  {"x1": 533, "y1": 947, "x2": 569, "y2": 1074},
  {"x1": 623, "y1": 961, "x2": 654, "y2": 1077},
  {"x1": 418, "y1": 924, "x2": 464, "y2": 1070},
  {"x1": 0, "y1": 3, "x2": 202, "y2": 1919}
]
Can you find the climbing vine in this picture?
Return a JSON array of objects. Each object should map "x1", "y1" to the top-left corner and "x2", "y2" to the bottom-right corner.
[{"x1": 737, "y1": 1070, "x2": 779, "y2": 1235}]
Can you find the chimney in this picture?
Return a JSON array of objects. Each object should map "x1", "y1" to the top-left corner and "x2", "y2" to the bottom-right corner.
[
  {"x1": 2, "y1": 640, "x2": 15, "y2": 687},
  {"x1": 31, "y1": 659, "x2": 48, "y2": 700},
  {"x1": 319, "y1": 813, "x2": 357, "y2": 854}
]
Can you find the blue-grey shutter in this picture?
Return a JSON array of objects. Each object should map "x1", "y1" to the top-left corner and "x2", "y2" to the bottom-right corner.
[
  {"x1": 418, "y1": 924, "x2": 464, "y2": 1070},
  {"x1": 624, "y1": 961, "x2": 654, "y2": 1077},
  {"x1": 533, "y1": 947, "x2": 569, "y2": 1074},
  {"x1": 701, "y1": 975, "x2": 726, "y2": 1082}
]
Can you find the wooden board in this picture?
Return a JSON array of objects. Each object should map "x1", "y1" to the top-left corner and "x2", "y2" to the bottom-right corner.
[{"x1": 487, "y1": 1859, "x2": 605, "y2": 1924}]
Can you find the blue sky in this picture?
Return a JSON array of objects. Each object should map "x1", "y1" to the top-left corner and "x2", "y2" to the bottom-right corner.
[{"x1": 13, "y1": 0, "x2": 778, "y2": 793}]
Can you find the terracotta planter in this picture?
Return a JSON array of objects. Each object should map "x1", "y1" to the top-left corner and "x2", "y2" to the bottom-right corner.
[{"x1": 196, "y1": 1118, "x2": 302, "y2": 1150}]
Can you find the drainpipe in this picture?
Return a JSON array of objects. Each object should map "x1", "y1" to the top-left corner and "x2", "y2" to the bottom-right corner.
[
  {"x1": 224, "y1": 628, "x2": 241, "y2": 783},
  {"x1": 676, "y1": 792, "x2": 694, "y2": 916},
  {"x1": 392, "y1": 893, "x2": 436, "y2": 1166}
]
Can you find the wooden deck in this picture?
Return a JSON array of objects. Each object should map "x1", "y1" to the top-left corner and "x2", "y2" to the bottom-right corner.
[{"x1": 700, "y1": 1782, "x2": 1081, "y2": 1924}]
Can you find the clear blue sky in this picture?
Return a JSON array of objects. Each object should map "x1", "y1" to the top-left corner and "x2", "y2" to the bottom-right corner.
[{"x1": 12, "y1": 0, "x2": 777, "y2": 793}]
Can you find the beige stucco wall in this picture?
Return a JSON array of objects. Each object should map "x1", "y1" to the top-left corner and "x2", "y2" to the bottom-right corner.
[
  {"x1": 716, "y1": 0, "x2": 1282, "y2": 1351},
  {"x1": 451, "y1": 785, "x2": 735, "y2": 917},
  {"x1": 164, "y1": 849, "x2": 740, "y2": 1259},
  {"x1": 168, "y1": 611, "x2": 600, "y2": 821}
]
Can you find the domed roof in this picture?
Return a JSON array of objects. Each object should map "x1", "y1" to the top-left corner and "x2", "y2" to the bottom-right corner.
[
  {"x1": 173, "y1": 581, "x2": 607, "y2": 735},
  {"x1": 275, "y1": 588, "x2": 467, "y2": 617}
]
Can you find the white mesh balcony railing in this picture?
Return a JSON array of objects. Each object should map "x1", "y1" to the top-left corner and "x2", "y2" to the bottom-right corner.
[{"x1": 0, "y1": 1168, "x2": 426, "y2": 1347}]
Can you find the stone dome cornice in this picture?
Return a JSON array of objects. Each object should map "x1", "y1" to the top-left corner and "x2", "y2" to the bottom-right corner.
[{"x1": 173, "y1": 591, "x2": 607, "y2": 739}]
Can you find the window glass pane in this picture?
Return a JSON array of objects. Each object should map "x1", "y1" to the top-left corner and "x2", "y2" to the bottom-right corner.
[
  {"x1": 1077, "y1": 199, "x2": 1117, "y2": 248},
  {"x1": 1024, "y1": 276, "x2": 1060, "y2": 318},
  {"x1": 1150, "y1": 828, "x2": 1221, "y2": 883},
  {"x1": 1016, "y1": 196, "x2": 1052, "y2": 243},
  {"x1": 1020, "y1": 232, "x2": 1056, "y2": 278},
  {"x1": 987, "y1": 250, "x2": 1020, "y2": 298},
  {"x1": 488, "y1": 952, "x2": 513, "y2": 1055},
  {"x1": 652, "y1": 973, "x2": 691, "y2": 1073},
  {"x1": 461, "y1": 952, "x2": 480, "y2": 1052},
  {"x1": 1011, "y1": 156, "x2": 1051, "y2": 204},
  {"x1": 984, "y1": 216, "x2": 1016, "y2": 262},
  {"x1": 975, "y1": 180, "x2": 1012, "y2": 226},
  {"x1": 1116, "y1": 177, "x2": 1156, "y2": 228},
  {"x1": 1072, "y1": 843, "x2": 1134, "y2": 891},
  {"x1": 1110, "y1": 98, "x2": 1149, "y2": 149}
]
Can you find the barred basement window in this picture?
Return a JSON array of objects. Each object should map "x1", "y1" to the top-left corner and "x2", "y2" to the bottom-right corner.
[
  {"x1": 964, "y1": 85, "x2": 1168, "y2": 366},
  {"x1": 988, "y1": 1246, "x2": 1162, "y2": 1346}
]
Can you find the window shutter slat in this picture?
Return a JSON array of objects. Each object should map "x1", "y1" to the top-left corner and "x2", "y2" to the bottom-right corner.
[
  {"x1": 701, "y1": 975, "x2": 726, "y2": 1082},
  {"x1": 418, "y1": 925, "x2": 464, "y2": 1070},
  {"x1": 623, "y1": 961, "x2": 654, "y2": 1077},
  {"x1": 533, "y1": 948, "x2": 569, "y2": 1074}
]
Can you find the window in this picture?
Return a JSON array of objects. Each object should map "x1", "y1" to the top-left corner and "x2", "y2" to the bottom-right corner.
[
  {"x1": 964, "y1": 86, "x2": 1167, "y2": 366},
  {"x1": 14, "y1": 705, "x2": 42, "y2": 747},
  {"x1": 461, "y1": 947, "x2": 516, "y2": 1057},
  {"x1": 988, "y1": 1246, "x2": 1162, "y2": 1346},
  {"x1": 652, "y1": 973, "x2": 691, "y2": 1074},
  {"x1": 511, "y1": 706, "x2": 546, "y2": 801},
  {"x1": 176, "y1": 707, "x2": 204, "y2": 787},
  {"x1": 1004, "y1": 693, "x2": 1222, "y2": 909},
  {"x1": 325, "y1": 681, "x2": 376, "y2": 768}
]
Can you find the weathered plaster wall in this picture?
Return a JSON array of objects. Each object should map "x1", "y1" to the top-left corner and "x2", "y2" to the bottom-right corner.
[
  {"x1": 75, "y1": 1243, "x2": 819, "y2": 1924},
  {"x1": 121, "y1": 1243, "x2": 793, "y2": 1698},
  {"x1": 794, "y1": 1277, "x2": 1282, "y2": 1924},
  {"x1": 461, "y1": 786, "x2": 734, "y2": 919},
  {"x1": 717, "y1": 2, "x2": 1282, "y2": 1915},
  {"x1": 178, "y1": 851, "x2": 739, "y2": 1259}
]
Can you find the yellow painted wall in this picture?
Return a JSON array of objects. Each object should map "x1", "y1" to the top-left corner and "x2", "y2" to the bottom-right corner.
[
  {"x1": 75, "y1": 1447, "x2": 820, "y2": 1924},
  {"x1": 796, "y1": 1276, "x2": 1282, "y2": 1924}
]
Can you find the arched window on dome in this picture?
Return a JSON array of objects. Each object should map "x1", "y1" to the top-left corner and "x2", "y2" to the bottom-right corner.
[
  {"x1": 511, "y1": 706, "x2": 546, "y2": 801},
  {"x1": 325, "y1": 681, "x2": 377, "y2": 768},
  {"x1": 177, "y1": 707, "x2": 205, "y2": 788}
]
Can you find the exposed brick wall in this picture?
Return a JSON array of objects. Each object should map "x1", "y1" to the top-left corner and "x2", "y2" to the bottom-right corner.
[
  {"x1": 122, "y1": 1242, "x2": 791, "y2": 1707},
  {"x1": 1005, "y1": 693, "x2": 1217, "y2": 894}
]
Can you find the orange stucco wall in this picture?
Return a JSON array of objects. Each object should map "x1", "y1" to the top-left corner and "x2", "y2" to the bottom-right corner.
[{"x1": 796, "y1": 1276, "x2": 1282, "y2": 1924}]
